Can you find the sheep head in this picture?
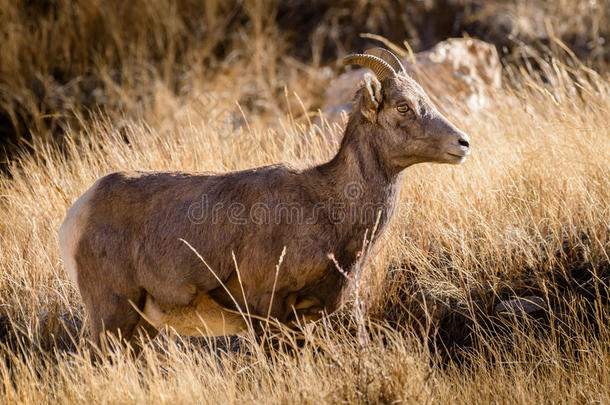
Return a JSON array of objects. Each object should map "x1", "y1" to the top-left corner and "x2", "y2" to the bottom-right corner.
[{"x1": 344, "y1": 48, "x2": 471, "y2": 168}]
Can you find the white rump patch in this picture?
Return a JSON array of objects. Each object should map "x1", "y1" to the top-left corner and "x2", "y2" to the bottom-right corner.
[{"x1": 58, "y1": 180, "x2": 99, "y2": 286}]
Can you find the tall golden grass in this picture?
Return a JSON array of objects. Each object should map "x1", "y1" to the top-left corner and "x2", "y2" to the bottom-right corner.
[{"x1": 1, "y1": 1, "x2": 609, "y2": 403}]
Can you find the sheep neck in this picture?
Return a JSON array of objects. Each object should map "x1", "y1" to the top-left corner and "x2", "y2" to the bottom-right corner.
[
  {"x1": 320, "y1": 118, "x2": 401, "y2": 190},
  {"x1": 313, "y1": 119, "x2": 404, "y2": 242}
]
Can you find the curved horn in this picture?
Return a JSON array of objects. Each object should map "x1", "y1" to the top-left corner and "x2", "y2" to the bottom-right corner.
[
  {"x1": 365, "y1": 47, "x2": 406, "y2": 73},
  {"x1": 343, "y1": 54, "x2": 396, "y2": 81}
]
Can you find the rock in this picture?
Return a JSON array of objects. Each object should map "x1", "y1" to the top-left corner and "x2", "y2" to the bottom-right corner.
[
  {"x1": 495, "y1": 296, "x2": 547, "y2": 317},
  {"x1": 37, "y1": 308, "x2": 84, "y2": 352},
  {"x1": 321, "y1": 38, "x2": 502, "y2": 125}
]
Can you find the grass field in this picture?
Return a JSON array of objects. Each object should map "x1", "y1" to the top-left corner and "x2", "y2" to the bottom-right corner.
[{"x1": 1, "y1": 1, "x2": 609, "y2": 403}]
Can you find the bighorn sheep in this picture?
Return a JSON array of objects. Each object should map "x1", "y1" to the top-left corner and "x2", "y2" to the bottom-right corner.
[{"x1": 58, "y1": 48, "x2": 470, "y2": 345}]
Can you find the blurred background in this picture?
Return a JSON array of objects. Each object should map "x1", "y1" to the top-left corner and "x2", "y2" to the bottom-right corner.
[{"x1": 1, "y1": 0, "x2": 608, "y2": 169}]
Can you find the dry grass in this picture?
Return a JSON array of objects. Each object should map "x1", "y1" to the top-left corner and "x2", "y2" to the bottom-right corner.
[{"x1": 1, "y1": 1, "x2": 610, "y2": 403}]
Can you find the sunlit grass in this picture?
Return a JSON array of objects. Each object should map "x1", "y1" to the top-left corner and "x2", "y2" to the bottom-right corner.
[
  {"x1": 1, "y1": 56, "x2": 609, "y2": 402},
  {"x1": 0, "y1": 1, "x2": 609, "y2": 403}
]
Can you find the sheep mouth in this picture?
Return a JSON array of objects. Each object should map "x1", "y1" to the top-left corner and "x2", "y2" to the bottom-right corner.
[
  {"x1": 445, "y1": 152, "x2": 468, "y2": 163},
  {"x1": 446, "y1": 152, "x2": 467, "y2": 159}
]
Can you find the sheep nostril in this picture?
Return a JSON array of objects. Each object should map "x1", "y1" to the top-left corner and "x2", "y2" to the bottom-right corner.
[{"x1": 458, "y1": 138, "x2": 470, "y2": 149}]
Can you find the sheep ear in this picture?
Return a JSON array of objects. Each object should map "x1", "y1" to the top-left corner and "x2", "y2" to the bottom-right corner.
[{"x1": 361, "y1": 73, "x2": 383, "y2": 123}]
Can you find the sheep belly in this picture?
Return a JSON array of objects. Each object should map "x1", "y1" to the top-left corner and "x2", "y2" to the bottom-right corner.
[{"x1": 143, "y1": 292, "x2": 248, "y2": 336}]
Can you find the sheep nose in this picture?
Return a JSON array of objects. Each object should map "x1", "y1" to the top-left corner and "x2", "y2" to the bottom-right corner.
[{"x1": 458, "y1": 138, "x2": 470, "y2": 149}]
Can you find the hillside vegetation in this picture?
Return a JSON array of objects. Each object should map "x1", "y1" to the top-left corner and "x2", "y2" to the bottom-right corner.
[{"x1": 0, "y1": 1, "x2": 609, "y2": 403}]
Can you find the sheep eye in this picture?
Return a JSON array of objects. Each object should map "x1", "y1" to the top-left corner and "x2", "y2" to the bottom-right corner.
[{"x1": 396, "y1": 104, "x2": 410, "y2": 114}]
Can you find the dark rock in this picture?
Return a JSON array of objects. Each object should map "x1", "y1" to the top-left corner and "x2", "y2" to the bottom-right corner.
[{"x1": 495, "y1": 296, "x2": 547, "y2": 317}]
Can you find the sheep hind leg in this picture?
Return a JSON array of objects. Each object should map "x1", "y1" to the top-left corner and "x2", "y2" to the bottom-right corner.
[{"x1": 83, "y1": 287, "x2": 150, "y2": 353}]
